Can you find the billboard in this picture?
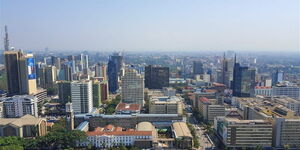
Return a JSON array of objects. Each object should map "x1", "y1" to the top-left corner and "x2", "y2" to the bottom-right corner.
[{"x1": 27, "y1": 58, "x2": 36, "y2": 79}]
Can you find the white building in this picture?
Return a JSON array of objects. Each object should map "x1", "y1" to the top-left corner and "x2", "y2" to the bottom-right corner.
[
  {"x1": 1, "y1": 95, "x2": 38, "y2": 118},
  {"x1": 71, "y1": 80, "x2": 93, "y2": 114},
  {"x1": 272, "y1": 96, "x2": 300, "y2": 115},
  {"x1": 163, "y1": 87, "x2": 176, "y2": 97},
  {"x1": 121, "y1": 68, "x2": 144, "y2": 106},
  {"x1": 255, "y1": 86, "x2": 272, "y2": 97},
  {"x1": 79, "y1": 122, "x2": 154, "y2": 149}
]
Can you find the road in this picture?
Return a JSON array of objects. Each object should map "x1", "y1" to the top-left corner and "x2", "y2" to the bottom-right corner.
[{"x1": 185, "y1": 103, "x2": 215, "y2": 150}]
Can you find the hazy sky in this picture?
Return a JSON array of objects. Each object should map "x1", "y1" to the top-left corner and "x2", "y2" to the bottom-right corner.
[{"x1": 0, "y1": 0, "x2": 299, "y2": 52}]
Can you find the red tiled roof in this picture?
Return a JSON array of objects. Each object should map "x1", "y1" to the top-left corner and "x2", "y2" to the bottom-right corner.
[
  {"x1": 255, "y1": 86, "x2": 272, "y2": 89},
  {"x1": 116, "y1": 103, "x2": 141, "y2": 111},
  {"x1": 213, "y1": 82, "x2": 226, "y2": 87},
  {"x1": 199, "y1": 97, "x2": 209, "y2": 103},
  {"x1": 105, "y1": 124, "x2": 114, "y2": 131},
  {"x1": 204, "y1": 89, "x2": 217, "y2": 93},
  {"x1": 87, "y1": 130, "x2": 152, "y2": 136}
]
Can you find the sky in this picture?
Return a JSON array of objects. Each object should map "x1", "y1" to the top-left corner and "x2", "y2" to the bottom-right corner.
[{"x1": 0, "y1": 0, "x2": 299, "y2": 52}]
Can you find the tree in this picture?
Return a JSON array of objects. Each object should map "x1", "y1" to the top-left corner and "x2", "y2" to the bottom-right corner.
[
  {"x1": 284, "y1": 144, "x2": 290, "y2": 150},
  {"x1": 254, "y1": 145, "x2": 263, "y2": 150},
  {"x1": 47, "y1": 86, "x2": 58, "y2": 96}
]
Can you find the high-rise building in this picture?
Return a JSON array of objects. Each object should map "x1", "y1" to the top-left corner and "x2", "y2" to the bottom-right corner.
[
  {"x1": 58, "y1": 81, "x2": 71, "y2": 104},
  {"x1": 4, "y1": 50, "x2": 37, "y2": 95},
  {"x1": 92, "y1": 81, "x2": 102, "y2": 107},
  {"x1": 221, "y1": 54, "x2": 234, "y2": 87},
  {"x1": 193, "y1": 61, "x2": 204, "y2": 76},
  {"x1": 107, "y1": 52, "x2": 123, "y2": 93},
  {"x1": 100, "y1": 81, "x2": 109, "y2": 102},
  {"x1": 145, "y1": 65, "x2": 169, "y2": 89},
  {"x1": 38, "y1": 66, "x2": 57, "y2": 89},
  {"x1": 121, "y1": 68, "x2": 144, "y2": 106},
  {"x1": 60, "y1": 63, "x2": 73, "y2": 81},
  {"x1": 51, "y1": 56, "x2": 61, "y2": 70},
  {"x1": 95, "y1": 63, "x2": 107, "y2": 80},
  {"x1": 232, "y1": 58, "x2": 256, "y2": 97},
  {"x1": 80, "y1": 54, "x2": 89, "y2": 75},
  {"x1": 4, "y1": 25, "x2": 9, "y2": 51},
  {"x1": 272, "y1": 69, "x2": 284, "y2": 86},
  {"x1": 71, "y1": 80, "x2": 93, "y2": 114},
  {"x1": 1, "y1": 95, "x2": 38, "y2": 118}
]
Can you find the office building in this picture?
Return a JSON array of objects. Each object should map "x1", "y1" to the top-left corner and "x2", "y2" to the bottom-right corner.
[
  {"x1": 232, "y1": 61, "x2": 256, "y2": 97},
  {"x1": 193, "y1": 61, "x2": 204, "y2": 76},
  {"x1": 92, "y1": 81, "x2": 102, "y2": 107},
  {"x1": 4, "y1": 50, "x2": 37, "y2": 95},
  {"x1": 272, "y1": 69, "x2": 284, "y2": 86},
  {"x1": 272, "y1": 86, "x2": 300, "y2": 100},
  {"x1": 95, "y1": 63, "x2": 107, "y2": 80},
  {"x1": 58, "y1": 81, "x2": 71, "y2": 104},
  {"x1": 214, "y1": 117, "x2": 272, "y2": 148},
  {"x1": 198, "y1": 97, "x2": 225, "y2": 122},
  {"x1": 1, "y1": 95, "x2": 38, "y2": 118},
  {"x1": 0, "y1": 115, "x2": 47, "y2": 137},
  {"x1": 221, "y1": 55, "x2": 234, "y2": 87},
  {"x1": 71, "y1": 80, "x2": 93, "y2": 114},
  {"x1": 273, "y1": 118, "x2": 300, "y2": 148},
  {"x1": 149, "y1": 96, "x2": 183, "y2": 115},
  {"x1": 100, "y1": 81, "x2": 109, "y2": 102},
  {"x1": 80, "y1": 54, "x2": 89, "y2": 74},
  {"x1": 51, "y1": 56, "x2": 61, "y2": 70},
  {"x1": 121, "y1": 68, "x2": 144, "y2": 106},
  {"x1": 145, "y1": 65, "x2": 169, "y2": 89},
  {"x1": 4, "y1": 25, "x2": 9, "y2": 51},
  {"x1": 107, "y1": 52, "x2": 124, "y2": 93},
  {"x1": 38, "y1": 66, "x2": 57, "y2": 89}
]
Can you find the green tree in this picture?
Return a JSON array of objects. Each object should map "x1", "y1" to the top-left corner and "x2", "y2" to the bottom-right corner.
[{"x1": 254, "y1": 145, "x2": 263, "y2": 150}]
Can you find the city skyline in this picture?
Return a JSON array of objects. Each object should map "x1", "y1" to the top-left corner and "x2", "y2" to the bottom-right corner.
[{"x1": 0, "y1": 0, "x2": 299, "y2": 52}]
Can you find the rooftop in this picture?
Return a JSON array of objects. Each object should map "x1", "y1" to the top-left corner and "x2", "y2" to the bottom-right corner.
[{"x1": 116, "y1": 103, "x2": 141, "y2": 111}]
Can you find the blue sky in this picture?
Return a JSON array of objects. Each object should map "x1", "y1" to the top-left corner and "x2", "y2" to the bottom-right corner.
[{"x1": 0, "y1": 0, "x2": 299, "y2": 52}]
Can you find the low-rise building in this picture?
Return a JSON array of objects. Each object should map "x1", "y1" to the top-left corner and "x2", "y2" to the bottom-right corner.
[
  {"x1": 1, "y1": 95, "x2": 38, "y2": 118},
  {"x1": 255, "y1": 86, "x2": 272, "y2": 96},
  {"x1": 115, "y1": 103, "x2": 141, "y2": 115},
  {"x1": 79, "y1": 122, "x2": 155, "y2": 149},
  {"x1": 0, "y1": 115, "x2": 47, "y2": 137},
  {"x1": 172, "y1": 122, "x2": 193, "y2": 149},
  {"x1": 149, "y1": 96, "x2": 183, "y2": 115}
]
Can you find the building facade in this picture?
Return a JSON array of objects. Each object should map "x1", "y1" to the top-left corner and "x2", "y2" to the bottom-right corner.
[
  {"x1": 1, "y1": 95, "x2": 38, "y2": 118},
  {"x1": 121, "y1": 68, "x2": 144, "y2": 106},
  {"x1": 145, "y1": 65, "x2": 169, "y2": 89},
  {"x1": 71, "y1": 80, "x2": 93, "y2": 114}
]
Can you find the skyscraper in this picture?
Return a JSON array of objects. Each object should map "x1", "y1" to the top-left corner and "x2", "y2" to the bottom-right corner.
[
  {"x1": 221, "y1": 54, "x2": 234, "y2": 87},
  {"x1": 71, "y1": 80, "x2": 93, "y2": 114},
  {"x1": 80, "y1": 54, "x2": 89, "y2": 75},
  {"x1": 121, "y1": 68, "x2": 144, "y2": 106},
  {"x1": 38, "y1": 66, "x2": 57, "y2": 89},
  {"x1": 95, "y1": 63, "x2": 107, "y2": 80},
  {"x1": 145, "y1": 65, "x2": 169, "y2": 89},
  {"x1": 58, "y1": 81, "x2": 71, "y2": 104},
  {"x1": 4, "y1": 50, "x2": 37, "y2": 95},
  {"x1": 232, "y1": 57, "x2": 256, "y2": 97},
  {"x1": 107, "y1": 52, "x2": 124, "y2": 93},
  {"x1": 4, "y1": 25, "x2": 9, "y2": 51},
  {"x1": 272, "y1": 69, "x2": 284, "y2": 86},
  {"x1": 51, "y1": 56, "x2": 61, "y2": 70},
  {"x1": 193, "y1": 61, "x2": 204, "y2": 76}
]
